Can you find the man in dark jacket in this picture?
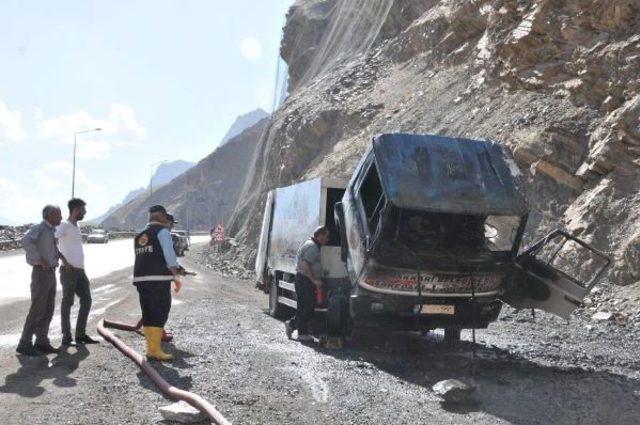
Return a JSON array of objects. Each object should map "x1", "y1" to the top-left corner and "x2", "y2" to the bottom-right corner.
[{"x1": 133, "y1": 205, "x2": 182, "y2": 361}]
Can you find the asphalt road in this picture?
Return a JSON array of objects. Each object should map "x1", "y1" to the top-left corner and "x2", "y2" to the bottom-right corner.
[
  {"x1": 0, "y1": 236, "x2": 208, "y2": 348},
  {"x1": 0, "y1": 243, "x2": 639, "y2": 424},
  {"x1": 0, "y1": 236, "x2": 209, "y2": 306}
]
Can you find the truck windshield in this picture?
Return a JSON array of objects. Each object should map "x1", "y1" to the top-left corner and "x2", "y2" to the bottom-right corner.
[{"x1": 384, "y1": 209, "x2": 521, "y2": 254}]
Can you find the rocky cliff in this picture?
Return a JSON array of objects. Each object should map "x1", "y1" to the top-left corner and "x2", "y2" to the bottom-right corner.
[
  {"x1": 229, "y1": 0, "x2": 640, "y2": 285},
  {"x1": 102, "y1": 118, "x2": 268, "y2": 230}
]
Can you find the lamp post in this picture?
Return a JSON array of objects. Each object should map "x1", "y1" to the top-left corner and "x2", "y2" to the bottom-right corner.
[{"x1": 72, "y1": 128, "x2": 102, "y2": 198}]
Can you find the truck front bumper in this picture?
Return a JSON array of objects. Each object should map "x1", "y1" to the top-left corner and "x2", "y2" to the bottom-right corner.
[{"x1": 350, "y1": 288, "x2": 502, "y2": 330}]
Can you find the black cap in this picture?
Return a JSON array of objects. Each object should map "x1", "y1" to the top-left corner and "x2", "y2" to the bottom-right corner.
[{"x1": 149, "y1": 205, "x2": 167, "y2": 214}]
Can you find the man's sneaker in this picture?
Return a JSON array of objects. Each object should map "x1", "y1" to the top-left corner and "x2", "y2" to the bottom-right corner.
[
  {"x1": 34, "y1": 343, "x2": 61, "y2": 354},
  {"x1": 75, "y1": 335, "x2": 99, "y2": 344},
  {"x1": 298, "y1": 334, "x2": 314, "y2": 342},
  {"x1": 16, "y1": 344, "x2": 43, "y2": 356},
  {"x1": 285, "y1": 321, "x2": 294, "y2": 340}
]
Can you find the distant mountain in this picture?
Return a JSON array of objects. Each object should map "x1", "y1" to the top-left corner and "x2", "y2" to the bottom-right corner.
[
  {"x1": 220, "y1": 108, "x2": 269, "y2": 146},
  {"x1": 122, "y1": 187, "x2": 146, "y2": 204},
  {"x1": 151, "y1": 160, "x2": 195, "y2": 187},
  {"x1": 91, "y1": 160, "x2": 194, "y2": 223},
  {"x1": 101, "y1": 117, "x2": 269, "y2": 230},
  {"x1": 88, "y1": 187, "x2": 145, "y2": 224},
  {"x1": 0, "y1": 215, "x2": 15, "y2": 226}
]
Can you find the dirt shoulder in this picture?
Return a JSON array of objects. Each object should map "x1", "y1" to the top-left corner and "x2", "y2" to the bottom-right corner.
[{"x1": 1, "y1": 246, "x2": 639, "y2": 424}]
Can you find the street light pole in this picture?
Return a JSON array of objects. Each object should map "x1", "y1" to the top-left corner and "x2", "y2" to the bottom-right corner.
[{"x1": 72, "y1": 128, "x2": 102, "y2": 198}]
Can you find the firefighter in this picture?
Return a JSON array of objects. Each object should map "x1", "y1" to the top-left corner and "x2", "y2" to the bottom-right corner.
[{"x1": 133, "y1": 205, "x2": 182, "y2": 361}]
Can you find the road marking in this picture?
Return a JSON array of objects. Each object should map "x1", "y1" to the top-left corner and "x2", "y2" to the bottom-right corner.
[
  {"x1": 93, "y1": 284, "x2": 117, "y2": 293},
  {"x1": 0, "y1": 332, "x2": 21, "y2": 347},
  {"x1": 90, "y1": 298, "x2": 126, "y2": 317}
]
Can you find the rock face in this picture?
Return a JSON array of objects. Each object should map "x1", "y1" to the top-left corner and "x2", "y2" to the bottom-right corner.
[
  {"x1": 102, "y1": 118, "x2": 268, "y2": 230},
  {"x1": 228, "y1": 0, "x2": 640, "y2": 287}
]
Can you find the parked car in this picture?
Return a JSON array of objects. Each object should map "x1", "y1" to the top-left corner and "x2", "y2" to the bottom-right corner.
[
  {"x1": 87, "y1": 229, "x2": 109, "y2": 244},
  {"x1": 171, "y1": 230, "x2": 190, "y2": 257}
]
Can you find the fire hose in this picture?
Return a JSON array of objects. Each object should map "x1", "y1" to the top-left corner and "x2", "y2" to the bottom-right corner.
[{"x1": 97, "y1": 319, "x2": 231, "y2": 425}]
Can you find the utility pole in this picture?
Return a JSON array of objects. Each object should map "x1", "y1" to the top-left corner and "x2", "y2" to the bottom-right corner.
[{"x1": 72, "y1": 128, "x2": 102, "y2": 198}]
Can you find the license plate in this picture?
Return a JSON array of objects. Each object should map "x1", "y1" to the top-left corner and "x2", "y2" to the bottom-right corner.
[{"x1": 420, "y1": 305, "x2": 455, "y2": 315}]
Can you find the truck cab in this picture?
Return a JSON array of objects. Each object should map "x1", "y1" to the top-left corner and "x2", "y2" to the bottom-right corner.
[{"x1": 334, "y1": 134, "x2": 609, "y2": 341}]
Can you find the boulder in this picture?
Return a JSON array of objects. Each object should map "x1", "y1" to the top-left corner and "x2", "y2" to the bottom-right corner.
[
  {"x1": 158, "y1": 401, "x2": 205, "y2": 424},
  {"x1": 592, "y1": 311, "x2": 614, "y2": 321},
  {"x1": 432, "y1": 378, "x2": 477, "y2": 404}
]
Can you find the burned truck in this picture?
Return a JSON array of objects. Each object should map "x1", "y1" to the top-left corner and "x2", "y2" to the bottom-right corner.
[{"x1": 256, "y1": 133, "x2": 610, "y2": 342}]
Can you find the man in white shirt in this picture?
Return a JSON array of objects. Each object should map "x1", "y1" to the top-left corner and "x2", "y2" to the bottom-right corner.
[{"x1": 57, "y1": 198, "x2": 98, "y2": 346}]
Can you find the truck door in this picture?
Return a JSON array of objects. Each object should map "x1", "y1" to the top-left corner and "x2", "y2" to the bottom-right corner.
[
  {"x1": 255, "y1": 190, "x2": 275, "y2": 286},
  {"x1": 503, "y1": 230, "x2": 611, "y2": 319}
]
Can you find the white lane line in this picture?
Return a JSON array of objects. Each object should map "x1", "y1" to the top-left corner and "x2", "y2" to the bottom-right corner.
[
  {"x1": 89, "y1": 298, "x2": 126, "y2": 318},
  {"x1": 0, "y1": 332, "x2": 21, "y2": 347},
  {"x1": 92, "y1": 284, "x2": 116, "y2": 293}
]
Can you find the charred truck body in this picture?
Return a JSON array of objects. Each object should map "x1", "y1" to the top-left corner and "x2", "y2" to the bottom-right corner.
[{"x1": 256, "y1": 134, "x2": 610, "y2": 342}]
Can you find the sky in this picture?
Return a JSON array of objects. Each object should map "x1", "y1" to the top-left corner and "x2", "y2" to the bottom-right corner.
[{"x1": 0, "y1": 0, "x2": 293, "y2": 224}]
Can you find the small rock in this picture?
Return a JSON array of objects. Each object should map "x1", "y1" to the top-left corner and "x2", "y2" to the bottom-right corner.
[
  {"x1": 432, "y1": 379, "x2": 477, "y2": 404},
  {"x1": 592, "y1": 311, "x2": 614, "y2": 322},
  {"x1": 158, "y1": 401, "x2": 205, "y2": 424},
  {"x1": 614, "y1": 312, "x2": 629, "y2": 325}
]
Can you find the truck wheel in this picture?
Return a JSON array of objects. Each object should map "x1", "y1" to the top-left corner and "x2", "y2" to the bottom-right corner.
[
  {"x1": 268, "y1": 276, "x2": 288, "y2": 319},
  {"x1": 444, "y1": 327, "x2": 461, "y2": 346},
  {"x1": 326, "y1": 290, "x2": 342, "y2": 337}
]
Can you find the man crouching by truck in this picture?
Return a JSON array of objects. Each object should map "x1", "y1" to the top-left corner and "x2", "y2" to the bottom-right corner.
[{"x1": 285, "y1": 226, "x2": 330, "y2": 342}]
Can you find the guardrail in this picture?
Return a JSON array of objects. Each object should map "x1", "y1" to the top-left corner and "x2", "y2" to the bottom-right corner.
[
  {"x1": 0, "y1": 238, "x2": 21, "y2": 251},
  {"x1": 1, "y1": 230, "x2": 209, "y2": 250},
  {"x1": 107, "y1": 231, "x2": 137, "y2": 240}
]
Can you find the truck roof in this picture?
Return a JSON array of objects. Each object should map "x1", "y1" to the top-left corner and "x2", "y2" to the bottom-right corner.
[{"x1": 372, "y1": 133, "x2": 529, "y2": 216}]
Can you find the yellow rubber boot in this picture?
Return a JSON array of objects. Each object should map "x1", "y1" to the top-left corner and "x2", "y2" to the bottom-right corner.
[{"x1": 143, "y1": 326, "x2": 174, "y2": 361}]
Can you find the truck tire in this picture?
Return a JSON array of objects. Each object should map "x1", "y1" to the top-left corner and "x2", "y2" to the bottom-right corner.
[
  {"x1": 326, "y1": 289, "x2": 342, "y2": 337},
  {"x1": 444, "y1": 327, "x2": 461, "y2": 346},
  {"x1": 268, "y1": 276, "x2": 288, "y2": 319}
]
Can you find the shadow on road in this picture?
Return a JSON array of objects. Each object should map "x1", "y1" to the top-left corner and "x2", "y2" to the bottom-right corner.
[
  {"x1": 136, "y1": 348, "x2": 196, "y2": 399},
  {"x1": 0, "y1": 345, "x2": 90, "y2": 398},
  {"x1": 306, "y1": 327, "x2": 640, "y2": 425}
]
